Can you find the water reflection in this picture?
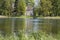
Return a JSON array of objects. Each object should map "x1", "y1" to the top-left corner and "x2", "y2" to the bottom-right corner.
[
  {"x1": 25, "y1": 18, "x2": 60, "y2": 34},
  {"x1": 0, "y1": 18, "x2": 60, "y2": 35}
]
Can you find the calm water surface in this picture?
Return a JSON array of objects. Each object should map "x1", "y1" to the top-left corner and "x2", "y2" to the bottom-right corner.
[{"x1": 0, "y1": 18, "x2": 60, "y2": 35}]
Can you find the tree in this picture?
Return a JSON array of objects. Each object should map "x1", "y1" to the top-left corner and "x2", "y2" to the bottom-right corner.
[
  {"x1": 25, "y1": 0, "x2": 34, "y2": 6},
  {"x1": 58, "y1": 0, "x2": 60, "y2": 16},
  {"x1": 0, "y1": 0, "x2": 3, "y2": 15},
  {"x1": 33, "y1": 6, "x2": 40, "y2": 17},
  {"x1": 51, "y1": 0, "x2": 58, "y2": 16},
  {"x1": 33, "y1": 0, "x2": 41, "y2": 17},
  {"x1": 14, "y1": 0, "x2": 26, "y2": 16},
  {"x1": 40, "y1": 0, "x2": 52, "y2": 16},
  {"x1": 0, "y1": 0, "x2": 12, "y2": 16}
]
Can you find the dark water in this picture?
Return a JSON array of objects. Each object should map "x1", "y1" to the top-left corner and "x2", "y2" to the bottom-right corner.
[{"x1": 0, "y1": 18, "x2": 60, "y2": 35}]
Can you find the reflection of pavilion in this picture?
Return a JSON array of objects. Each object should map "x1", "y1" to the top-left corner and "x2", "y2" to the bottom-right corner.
[
  {"x1": 25, "y1": 18, "x2": 41, "y2": 33},
  {"x1": 25, "y1": 18, "x2": 33, "y2": 33}
]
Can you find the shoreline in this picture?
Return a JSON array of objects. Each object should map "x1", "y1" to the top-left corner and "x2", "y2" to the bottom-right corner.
[
  {"x1": 0, "y1": 16, "x2": 60, "y2": 19},
  {"x1": 38, "y1": 17, "x2": 60, "y2": 19}
]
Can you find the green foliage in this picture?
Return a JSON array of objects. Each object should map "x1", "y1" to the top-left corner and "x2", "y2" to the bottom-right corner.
[
  {"x1": 0, "y1": 0, "x2": 60, "y2": 17},
  {"x1": 25, "y1": 0, "x2": 34, "y2": 6},
  {"x1": 58, "y1": 0, "x2": 60, "y2": 16},
  {"x1": 51, "y1": 0, "x2": 58, "y2": 16},
  {"x1": 1, "y1": 0, "x2": 12, "y2": 16},
  {"x1": 15, "y1": 0, "x2": 26, "y2": 16},
  {"x1": 38, "y1": 0, "x2": 60, "y2": 16},
  {"x1": 0, "y1": 31, "x2": 59, "y2": 40},
  {"x1": 40, "y1": 0, "x2": 52, "y2": 16},
  {"x1": 33, "y1": 7, "x2": 39, "y2": 17},
  {"x1": 0, "y1": 0, "x2": 3, "y2": 15}
]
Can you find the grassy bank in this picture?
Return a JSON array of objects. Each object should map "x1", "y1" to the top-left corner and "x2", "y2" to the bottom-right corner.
[
  {"x1": 0, "y1": 31, "x2": 60, "y2": 40},
  {"x1": 0, "y1": 15, "x2": 60, "y2": 19}
]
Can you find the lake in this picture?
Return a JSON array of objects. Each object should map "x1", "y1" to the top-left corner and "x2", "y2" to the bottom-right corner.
[{"x1": 0, "y1": 18, "x2": 60, "y2": 35}]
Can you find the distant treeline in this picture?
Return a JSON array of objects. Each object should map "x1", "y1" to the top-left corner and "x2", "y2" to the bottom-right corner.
[
  {"x1": 34, "y1": 0, "x2": 60, "y2": 17},
  {"x1": 0, "y1": 0, "x2": 60, "y2": 17}
]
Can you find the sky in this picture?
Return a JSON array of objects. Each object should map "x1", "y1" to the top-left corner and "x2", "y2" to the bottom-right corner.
[{"x1": 34, "y1": 0, "x2": 40, "y2": 6}]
